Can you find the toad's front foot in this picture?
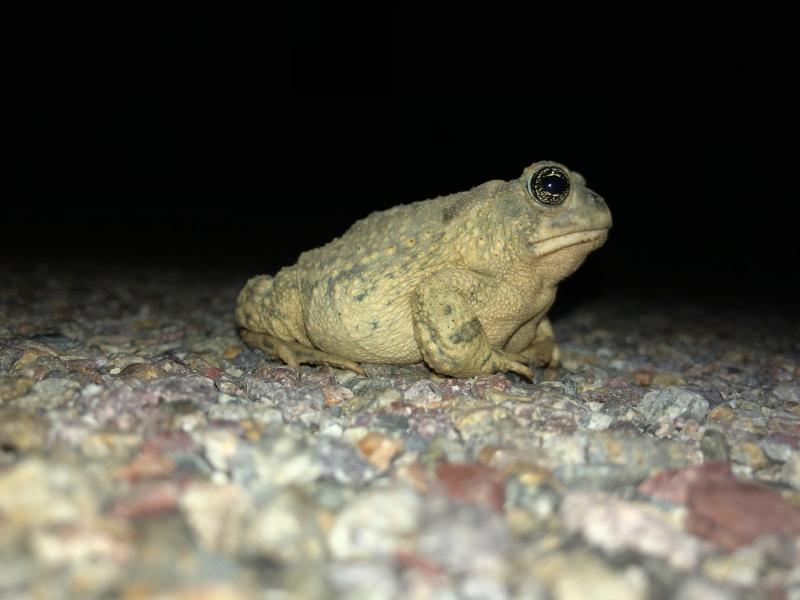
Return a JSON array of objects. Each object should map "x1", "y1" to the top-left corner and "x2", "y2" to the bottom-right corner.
[
  {"x1": 486, "y1": 349, "x2": 534, "y2": 380},
  {"x1": 518, "y1": 338, "x2": 560, "y2": 369},
  {"x1": 504, "y1": 317, "x2": 560, "y2": 369},
  {"x1": 240, "y1": 329, "x2": 366, "y2": 376}
]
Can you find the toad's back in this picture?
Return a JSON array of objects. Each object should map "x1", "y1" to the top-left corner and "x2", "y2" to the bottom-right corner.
[
  {"x1": 296, "y1": 193, "x2": 462, "y2": 274},
  {"x1": 289, "y1": 193, "x2": 468, "y2": 362}
]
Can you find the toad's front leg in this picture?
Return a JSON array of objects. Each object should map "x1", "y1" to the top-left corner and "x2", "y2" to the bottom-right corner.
[{"x1": 410, "y1": 273, "x2": 533, "y2": 379}]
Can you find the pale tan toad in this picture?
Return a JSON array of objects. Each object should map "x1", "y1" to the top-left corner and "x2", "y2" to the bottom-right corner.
[{"x1": 235, "y1": 161, "x2": 611, "y2": 378}]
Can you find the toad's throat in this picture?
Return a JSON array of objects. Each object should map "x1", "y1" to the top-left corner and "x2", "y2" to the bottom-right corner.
[{"x1": 532, "y1": 229, "x2": 608, "y2": 257}]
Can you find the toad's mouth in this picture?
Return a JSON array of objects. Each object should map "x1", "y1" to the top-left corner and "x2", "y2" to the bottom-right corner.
[{"x1": 533, "y1": 229, "x2": 609, "y2": 257}]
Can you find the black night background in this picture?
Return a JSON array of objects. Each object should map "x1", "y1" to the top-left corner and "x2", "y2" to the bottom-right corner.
[{"x1": 5, "y1": 3, "x2": 798, "y2": 307}]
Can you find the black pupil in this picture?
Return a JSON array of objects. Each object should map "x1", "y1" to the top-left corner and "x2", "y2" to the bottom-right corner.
[{"x1": 541, "y1": 174, "x2": 567, "y2": 196}]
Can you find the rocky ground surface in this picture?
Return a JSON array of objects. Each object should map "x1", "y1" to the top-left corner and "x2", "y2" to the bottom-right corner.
[{"x1": 0, "y1": 264, "x2": 799, "y2": 599}]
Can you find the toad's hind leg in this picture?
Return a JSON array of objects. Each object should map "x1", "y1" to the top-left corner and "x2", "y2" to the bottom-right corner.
[
  {"x1": 236, "y1": 273, "x2": 366, "y2": 376},
  {"x1": 240, "y1": 329, "x2": 366, "y2": 376}
]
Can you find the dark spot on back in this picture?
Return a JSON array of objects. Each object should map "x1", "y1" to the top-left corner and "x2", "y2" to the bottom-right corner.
[
  {"x1": 326, "y1": 263, "x2": 370, "y2": 297},
  {"x1": 442, "y1": 197, "x2": 469, "y2": 223}
]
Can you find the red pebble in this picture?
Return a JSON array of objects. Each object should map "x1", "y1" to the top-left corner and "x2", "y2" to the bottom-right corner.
[
  {"x1": 638, "y1": 461, "x2": 733, "y2": 504},
  {"x1": 435, "y1": 462, "x2": 506, "y2": 510},
  {"x1": 141, "y1": 430, "x2": 197, "y2": 454},
  {"x1": 687, "y1": 478, "x2": 800, "y2": 550},
  {"x1": 204, "y1": 367, "x2": 222, "y2": 380},
  {"x1": 640, "y1": 461, "x2": 800, "y2": 550},
  {"x1": 109, "y1": 481, "x2": 182, "y2": 518}
]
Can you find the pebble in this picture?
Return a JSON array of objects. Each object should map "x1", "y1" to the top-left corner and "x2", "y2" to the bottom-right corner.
[
  {"x1": 29, "y1": 519, "x2": 133, "y2": 596},
  {"x1": 560, "y1": 491, "x2": 707, "y2": 570},
  {"x1": 12, "y1": 377, "x2": 81, "y2": 410},
  {"x1": 357, "y1": 432, "x2": 404, "y2": 471},
  {"x1": 315, "y1": 437, "x2": 378, "y2": 485},
  {"x1": 110, "y1": 480, "x2": 182, "y2": 518},
  {"x1": 687, "y1": 475, "x2": 800, "y2": 550},
  {"x1": 327, "y1": 561, "x2": 400, "y2": 600},
  {"x1": 702, "y1": 544, "x2": 765, "y2": 587},
  {"x1": 244, "y1": 489, "x2": 327, "y2": 563},
  {"x1": 700, "y1": 429, "x2": 730, "y2": 460},
  {"x1": 328, "y1": 486, "x2": 421, "y2": 560},
  {"x1": 531, "y1": 551, "x2": 649, "y2": 600},
  {"x1": 708, "y1": 404, "x2": 735, "y2": 422},
  {"x1": 0, "y1": 458, "x2": 98, "y2": 528},
  {"x1": 781, "y1": 452, "x2": 800, "y2": 489},
  {"x1": 0, "y1": 407, "x2": 48, "y2": 452},
  {"x1": 771, "y1": 381, "x2": 800, "y2": 404},
  {"x1": 505, "y1": 476, "x2": 562, "y2": 520},
  {"x1": 418, "y1": 497, "x2": 511, "y2": 577},
  {"x1": 639, "y1": 462, "x2": 733, "y2": 504},
  {"x1": 0, "y1": 376, "x2": 34, "y2": 402},
  {"x1": 179, "y1": 482, "x2": 251, "y2": 553},
  {"x1": 117, "y1": 362, "x2": 166, "y2": 381},
  {"x1": 116, "y1": 450, "x2": 176, "y2": 481},
  {"x1": 200, "y1": 428, "x2": 241, "y2": 472},
  {"x1": 80, "y1": 431, "x2": 142, "y2": 459},
  {"x1": 637, "y1": 386, "x2": 709, "y2": 424},
  {"x1": 554, "y1": 431, "x2": 688, "y2": 487},
  {"x1": 730, "y1": 440, "x2": 769, "y2": 471},
  {"x1": 436, "y1": 462, "x2": 506, "y2": 511},
  {"x1": 164, "y1": 400, "x2": 209, "y2": 432},
  {"x1": 761, "y1": 437, "x2": 795, "y2": 463},
  {"x1": 650, "y1": 372, "x2": 686, "y2": 387},
  {"x1": 582, "y1": 410, "x2": 614, "y2": 431},
  {"x1": 673, "y1": 578, "x2": 739, "y2": 600}
]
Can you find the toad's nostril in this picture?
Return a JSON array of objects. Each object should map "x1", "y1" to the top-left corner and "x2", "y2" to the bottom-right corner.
[{"x1": 585, "y1": 188, "x2": 605, "y2": 207}]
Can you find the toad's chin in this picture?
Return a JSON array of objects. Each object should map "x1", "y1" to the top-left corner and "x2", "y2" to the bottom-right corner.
[{"x1": 532, "y1": 229, "x2": 608, "y2": 257}]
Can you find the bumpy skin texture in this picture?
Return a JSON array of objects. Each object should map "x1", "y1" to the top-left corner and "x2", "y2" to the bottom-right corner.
[{"x1": 236, "y1": 161, "x2": 611, "y2": 378}]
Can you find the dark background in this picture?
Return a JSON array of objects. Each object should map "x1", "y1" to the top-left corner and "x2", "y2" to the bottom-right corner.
[{"x1": 5, "y1": 4, "x2": 798, "y2": 308}]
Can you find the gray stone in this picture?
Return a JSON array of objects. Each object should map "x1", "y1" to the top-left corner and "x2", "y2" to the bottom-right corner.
[
  {"x1": 327, "y1": 561, "x2": 400, "y2": 600},
  {"x1": 781, "y1": 452, "x2": 800, "y2": 489},
  {"x1": 505, "y1": 477, "x2": 562, "y2": 519},
  {"x1": 761, "y1": 437, "x2": 793, "y2": 463},
  {"x1": 244, "y1": 489, "x2": 326, "y2": 564},
  {"x1": 560, "y1": 491, "x2": 708, "y2": 570},
  {"x1": 328, "y1": 486, "x2": 421, "y2": 560},
  {"x1": 13, "y1": 378, "x2": 80, "y2": 410},
  {"x1": 583, "y1": 410, "x2": 614, "y2": 431},
  {"x1": 418, "y1": 498, "x2": 511, "y2": 576},
  {"x1": 672, "y1": 578, "x2": 737, "y2": 600},
  {"x1": 701, "y1": 429, "x2": 730, "y2": 460},
  {"x1": 315, "y1": 437, "x2": 378, "y2": 485},
  {"x1": 638, "y1": 386, "x2": 709, "y2": 423},
  {"x1": 229, "y1": 432, "x2": 322, "y2": 490},
  {"x1": 771, "y1": 381, "x2": 800, "y2": 404}
]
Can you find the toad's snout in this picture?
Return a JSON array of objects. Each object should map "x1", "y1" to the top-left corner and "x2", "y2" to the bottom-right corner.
[{"x1": 583, "y1": 187, "x2": 612, "y2": 230}]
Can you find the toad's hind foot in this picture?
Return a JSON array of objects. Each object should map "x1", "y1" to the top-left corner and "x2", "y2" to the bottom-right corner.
[{"x1": 240, "y1": 329, "x2": 366, "y2": 376}]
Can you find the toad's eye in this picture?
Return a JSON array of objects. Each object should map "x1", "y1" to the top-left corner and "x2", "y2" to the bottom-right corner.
[{"x1": 527, "y1": 166, "x2": 570, "y2": 205}]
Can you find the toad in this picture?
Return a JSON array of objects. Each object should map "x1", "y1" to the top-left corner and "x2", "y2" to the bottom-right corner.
[{"x1": 235, "y1": 161, "x2": 611, "y2": 378}]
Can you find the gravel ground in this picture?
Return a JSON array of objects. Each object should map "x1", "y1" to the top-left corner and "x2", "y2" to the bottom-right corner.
[{"x1": 1, "y1": 265, "x2": 799, "y2": 599}]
